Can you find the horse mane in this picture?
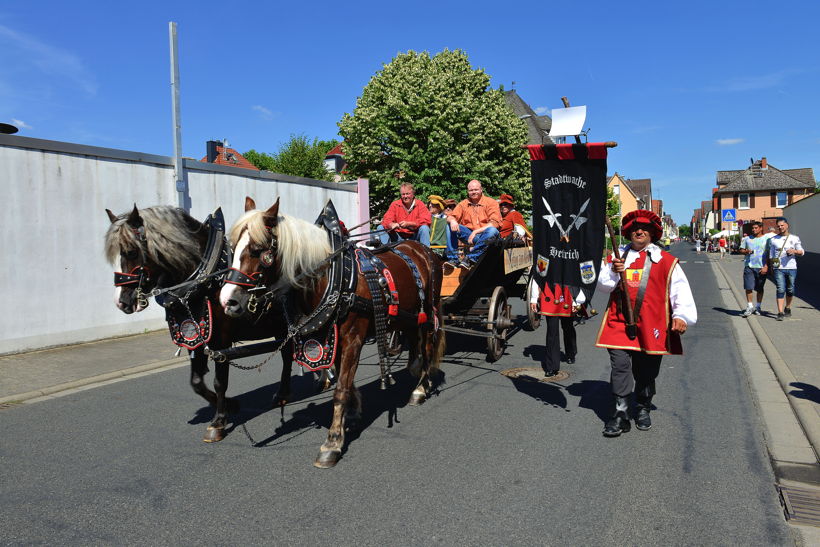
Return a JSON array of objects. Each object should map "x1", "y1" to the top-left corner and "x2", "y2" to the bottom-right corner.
[
  {"x1": 104, "y1": 206, "x2": 204, "y2": 275},
  {"x1": 229, "y1": 209, "x2": 331, "y2": 290}
]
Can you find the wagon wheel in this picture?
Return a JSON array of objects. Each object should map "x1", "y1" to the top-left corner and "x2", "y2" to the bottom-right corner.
[
  {"x1": 386, "y1": 330, "x2": 403, "y2": 356},
  {"x1": 486, "y1": 286, "x2": 510, "y2": 362},
  {"x1": 524, "y1": 276, "x2": 541, "y2": 331}
]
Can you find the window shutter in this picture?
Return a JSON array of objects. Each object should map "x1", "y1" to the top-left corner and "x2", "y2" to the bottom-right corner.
[
  {"x1": 750, "y1": 193, "x2": 755, "y2": 208},
  {"x1": 770, "y1": 192, "x2": 776, "y2": 207},
  {"x1": 733, "y1": 194, "x2": 739, "y2": 208}
]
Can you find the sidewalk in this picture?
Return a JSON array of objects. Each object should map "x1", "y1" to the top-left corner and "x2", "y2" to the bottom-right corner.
[
  {"x1": 708, "y1": 250, "x2": 820, "y2": 479},
  {"x1": 0, "y1": 330, "x2": 183, "y2": 404}
]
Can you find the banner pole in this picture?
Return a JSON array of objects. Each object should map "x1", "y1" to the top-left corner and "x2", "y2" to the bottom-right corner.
[{"x1": 605, "y1": 216, "x2": 637, "y2": 338}]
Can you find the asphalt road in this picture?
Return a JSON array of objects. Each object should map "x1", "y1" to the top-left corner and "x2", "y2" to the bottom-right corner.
[{"x1": 0, "y1": 243, "x2": 795, "y2": 545}]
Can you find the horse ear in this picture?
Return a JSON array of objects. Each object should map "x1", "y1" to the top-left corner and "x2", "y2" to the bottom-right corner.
[
  {"x1": 105, "y1": 209, "x2": 118, "y2": 223},
  {"x1": 126, "y1": 204, "x2": 144, "y2": 228},
  {"x1": 263, "y1": 198, "x2": 280, "y2": 227},
  {"x1": 244, "y1": 196, "x2": 256, "y2": 212}
]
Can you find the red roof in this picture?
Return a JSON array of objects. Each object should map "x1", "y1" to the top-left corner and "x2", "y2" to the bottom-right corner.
[
  {"x1": 200, "y1": 146, "x2": 257, "y2": 170},
  {"x1": 325, "y1": 143, "x2": 344, "y2": 156}
]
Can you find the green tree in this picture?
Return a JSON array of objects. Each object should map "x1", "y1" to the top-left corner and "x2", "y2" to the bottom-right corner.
[
  {"x1": 678, "y1": 225, "x2": 692, "y2": 238},
  {"x1": 605, "y1": 186, "x2": 622, "y2": 249},
  {"x1": 244, "y1": 134, "x2": 339, "y2": 182},
  {"x1": 338, "y1": 49, "x2": 529, "y2": 215}
]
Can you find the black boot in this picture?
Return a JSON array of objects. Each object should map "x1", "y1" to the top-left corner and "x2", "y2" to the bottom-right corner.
[
  {"x1": 635, "y1": 386, "x2": 654, "y2": 431},
  {"x1": 603, "y1": 395, "x2": 631, "y2": 437}
]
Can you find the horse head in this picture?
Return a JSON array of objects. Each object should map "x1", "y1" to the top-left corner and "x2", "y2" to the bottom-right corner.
[
  {"x1": 105, "y1": 204, "x2": 204, "y2": 314},
  {"x1": 220, "y1": 197, "x2": 281, "y2": 318}
]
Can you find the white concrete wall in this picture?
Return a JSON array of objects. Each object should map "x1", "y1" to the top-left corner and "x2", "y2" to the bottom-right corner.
[
  {"x1": 0, "y1": 135, "x2": 359, "y2": 355},
  {"x1": 783, "y1": 193, "x2": 819, "y2": 252}
]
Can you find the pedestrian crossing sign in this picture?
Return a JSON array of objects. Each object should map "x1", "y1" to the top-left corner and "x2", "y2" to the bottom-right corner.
[{"x1": 722, "y1": 209, "x2": 736, "y2": 222}]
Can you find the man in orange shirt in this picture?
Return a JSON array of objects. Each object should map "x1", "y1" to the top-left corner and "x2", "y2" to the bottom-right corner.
[{"x1": 446, "y1": 179, "x2": 500, "y2": 264}]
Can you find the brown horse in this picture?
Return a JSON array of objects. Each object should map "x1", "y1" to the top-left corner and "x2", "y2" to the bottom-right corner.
[
  {"x1": 219, "y1": 198, "x2": 445, "y2": 468},
  {"x1": 104, "y1": 205, "x2": 295, "y2": 443}
]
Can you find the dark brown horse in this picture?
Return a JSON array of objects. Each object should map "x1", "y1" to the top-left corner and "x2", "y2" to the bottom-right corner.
[
  {"x1": 104, "y1": 205, "x2": 295, "y2": 442},
  {"x1": 219, "y1": 198, "x2": 445, "y2": 468}
]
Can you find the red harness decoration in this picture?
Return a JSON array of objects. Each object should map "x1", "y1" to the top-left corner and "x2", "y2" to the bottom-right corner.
[{"x1": 382, "y1": 268, "x2": 399, "y2": 316}]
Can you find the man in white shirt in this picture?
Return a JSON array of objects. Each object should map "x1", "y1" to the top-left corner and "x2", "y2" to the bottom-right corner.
[{"x1": 764, "y1": 217, "x2": 805, "y2": 321}]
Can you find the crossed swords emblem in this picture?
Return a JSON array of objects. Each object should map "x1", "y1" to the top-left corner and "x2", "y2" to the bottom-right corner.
[{"x1": 541, "y1": 197, "x2": 590, "y2": 243}]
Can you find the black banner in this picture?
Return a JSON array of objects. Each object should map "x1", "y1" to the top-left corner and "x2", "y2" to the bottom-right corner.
[{"x1": 530, "y1": 144, "x2": 608, "y2": 303}]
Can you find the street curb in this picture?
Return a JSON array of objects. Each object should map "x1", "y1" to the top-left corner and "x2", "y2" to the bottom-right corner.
[
  {"x1": 713, "y1": 259, "x2": 820, "y2": 463},
  {"x1": 0, "y1": 356, "x2": 188, "y2": 405}
]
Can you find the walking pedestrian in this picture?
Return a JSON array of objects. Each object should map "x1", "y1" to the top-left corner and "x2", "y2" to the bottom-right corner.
[
  {"x1": 595, "y1": 210, "x2": 697, "y2": 436},
  {"x1": 739, "y1": 221, "x2": 768, "y2": 317},
  {"x1": 695, "y1": 239, "x2": 701, "y2": 254},
  {"x1": 765, "y1": 217, "x2": 805, "y2": 321},
  {"x1": 718, "y1": 236, "x2": 727, "y2": 259},
  {"x1": 529, "y1": 280, "x2": 581, "y2": 377}
]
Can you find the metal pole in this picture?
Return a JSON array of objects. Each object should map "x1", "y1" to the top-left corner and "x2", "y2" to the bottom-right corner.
[{"x1": 169, "y1": 22, "x2": 188, "y2": 212}]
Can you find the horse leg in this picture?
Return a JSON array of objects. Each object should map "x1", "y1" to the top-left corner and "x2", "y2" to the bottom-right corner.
[
  {"x1": 274, "y1": 341, "x2": 293, "y2": 409},
  {"x1": 203, "y1": 359, "x2": 232, "y2": 443},
  {"x1": 315, "y1": 331, "x2": 363, "y2": 468},
  {"x1": 188, "y1": 348, "x2": 217, "y2": 406},
  {"x1": 406, "y1": 329, "x2": 428, "y2": 406},
  {"x1": 345, "y1": 385, "x2": 362, "y2": 431}
]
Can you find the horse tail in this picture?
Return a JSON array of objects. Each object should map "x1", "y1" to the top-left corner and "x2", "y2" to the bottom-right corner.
[
  {"x1": 428, "y1": 248, "x2": 446, "y2": 371},
  {"x1": 432, "y1": 311, "x2": 446, "y2": 370}
]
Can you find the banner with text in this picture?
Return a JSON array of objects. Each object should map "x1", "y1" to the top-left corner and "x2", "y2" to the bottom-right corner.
[{"x1": 529, "y1": 143, "x2": 608, "y2": 303}]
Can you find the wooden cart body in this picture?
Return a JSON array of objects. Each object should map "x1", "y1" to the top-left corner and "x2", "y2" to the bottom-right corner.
[{"x1": 440, "y1": 238, "x2": 540, "y2": 361}]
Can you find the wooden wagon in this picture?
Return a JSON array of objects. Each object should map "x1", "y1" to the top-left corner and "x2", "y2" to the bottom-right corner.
[{"x1": 439, "y1": 238, "x2": 540, "y2": 362}]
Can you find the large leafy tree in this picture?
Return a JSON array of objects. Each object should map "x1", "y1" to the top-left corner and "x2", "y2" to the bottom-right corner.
[
  {"x1": 338, "y1": 49, "x2": 529, "y2": 214},
  {"x1": 244, "y1": 134, "x2": 339, "y2": 182}
]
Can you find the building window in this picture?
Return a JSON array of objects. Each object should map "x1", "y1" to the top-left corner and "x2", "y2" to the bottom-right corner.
[
  {"x1": 776, "y1": 191, "x2": 788, "y2": 208},
  {"x1": 738, "y1": 193, "x2": 750, "y2": 209}
]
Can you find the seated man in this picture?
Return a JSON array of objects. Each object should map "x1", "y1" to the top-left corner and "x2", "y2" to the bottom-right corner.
[
  {"x1": 447, "y1": 179, "x2": 500, "y2": 264},
  {"x1": 379, "y1": 182, "x2": 431, "y2": 246},
  {"x1": 498, "y1": 194, "x2": 528, "y2": 239}
]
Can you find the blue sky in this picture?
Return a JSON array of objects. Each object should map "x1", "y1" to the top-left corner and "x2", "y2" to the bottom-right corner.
[{"x1": 2, "y1": 1, "x2": 818, "y2": 224}]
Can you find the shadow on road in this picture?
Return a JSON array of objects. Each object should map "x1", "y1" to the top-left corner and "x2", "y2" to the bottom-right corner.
[
  {"x1": 790, "y1": 382, "x2": 820, "y2": 404},
  {"x1": 712, "y1": 306, "x2": 744, "y2": 317},
  {"x1": 508, "y1": 376, "x2": 568, "y2": 410},
  {"x1": 565, "y1": 380, "x2": 612, "y2": 424}
]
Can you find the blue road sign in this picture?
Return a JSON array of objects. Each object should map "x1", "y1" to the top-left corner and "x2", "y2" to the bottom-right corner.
[{"x1": 722, "y1": 209, "x2": 736, "y2": 222}]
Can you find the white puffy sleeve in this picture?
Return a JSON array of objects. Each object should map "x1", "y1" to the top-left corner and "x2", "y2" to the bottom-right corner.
[
  {"x1": 670, "y1": 263, "x2": 697, "y2": 325},
  {"x1": 596, "y1": 257, "x2": 620, "y2": 294}
]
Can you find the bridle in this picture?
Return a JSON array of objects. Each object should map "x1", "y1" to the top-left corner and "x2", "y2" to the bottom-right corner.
[
  {"x1": 224, "y1": 225, "x2": 279, "y2": 314},
  {"x1": 113, "y1": 226, "x2": 154, "y2": 309}
]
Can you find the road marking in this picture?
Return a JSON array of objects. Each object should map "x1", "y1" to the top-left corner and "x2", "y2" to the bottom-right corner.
[{"x1": 694, "y1": 260, "x2": 705, "y2": 263}]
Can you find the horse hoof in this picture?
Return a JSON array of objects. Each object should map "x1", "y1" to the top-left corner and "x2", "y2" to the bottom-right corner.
[
  {"x1": 313, "y1": 450, "x2": 341, "y2": 468},
  {"x1": 203, "y1": 426, "x2": 225, "y2": 443},
  {"x1": 408, "y1": 392, "x2": 427, "y2": 406}
]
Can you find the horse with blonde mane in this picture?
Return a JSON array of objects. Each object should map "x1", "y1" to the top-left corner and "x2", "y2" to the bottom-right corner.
[
  {"x1": 104, "y1": 205, "x2": 294, "y2": 443},
  {"x1": 220, "y1": 197, "x2": 445, "y2": 468}
]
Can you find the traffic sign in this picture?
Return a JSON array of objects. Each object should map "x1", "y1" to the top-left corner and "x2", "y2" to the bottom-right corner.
[{"x1": 722, "y1": 209, "x2": 736, "y2": 222}]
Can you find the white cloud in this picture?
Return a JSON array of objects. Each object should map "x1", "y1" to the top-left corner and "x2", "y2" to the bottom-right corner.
[
  {"x1": 0, "y1": 24, "x2": 97, "y2": 95},
  {"x1": 716, "y1": 138, "x2": 744, "y2": 146},
  {"x1": 252, "y1": 104, "x2": 275, "y2": 120},
  {"x1": 11, "y1": 118, "x2": 32, "y2": 129},
  {"x1": 534, "y1": 106, "x2": 549, "y2": 115}
]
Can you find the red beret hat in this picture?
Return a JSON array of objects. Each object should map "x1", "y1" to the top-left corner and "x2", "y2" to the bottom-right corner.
[{"x1": 621, "y1": 209, "x2": 662, "y2": 241}]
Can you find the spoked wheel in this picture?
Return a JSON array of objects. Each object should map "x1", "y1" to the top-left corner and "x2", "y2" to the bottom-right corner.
[
  {"x1": 486, "y1": 286, "x2": 510, "y2": 362},
  {"x1": 524, "y1": 276, "x2": 541, "y2": 331},
  {"x1": 386, "y1": 330, "x2": 403, "y2": 356}
]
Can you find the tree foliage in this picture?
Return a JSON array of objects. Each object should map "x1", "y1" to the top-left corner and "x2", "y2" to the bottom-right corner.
[
  {"x1": 678, "y1": 225, "x2": 692, "y2": 238},
  {"x1": 244, "y1": 134, "x2": 339, "y2": 182},
  {"x1": 338, "y1": 49, "x2": 529, "y2": 214}
]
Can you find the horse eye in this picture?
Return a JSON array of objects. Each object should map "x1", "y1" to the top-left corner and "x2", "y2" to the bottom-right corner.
[{"x1": 249, "y1": 248, "x2": 262, "y2": 258}]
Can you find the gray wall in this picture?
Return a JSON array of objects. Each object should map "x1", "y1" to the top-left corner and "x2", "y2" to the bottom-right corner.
[{"x1": 0, "y1": 134, "x2": 360, "y2": 355}]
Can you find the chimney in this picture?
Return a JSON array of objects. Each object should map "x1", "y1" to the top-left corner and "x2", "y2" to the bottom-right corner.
[
  {"x1": 761, "y1": 157, "x2": 767, "y2": 169},
  {"x1": 206, "y1": 140, "x2": 220, "y2": 163}
]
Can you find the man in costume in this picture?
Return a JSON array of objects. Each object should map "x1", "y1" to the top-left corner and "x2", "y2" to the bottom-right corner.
[
  {"x1": 446, "y1": 179, "x2": 500, "y2": 265},
  {"x1": 498, "y1": 194, "x2": 528, "y2": 239},
  {"x1": 379, "y1": 182, "x2": 431, "y2": 246},
  {"x1": 739, "y1": 221, "x2": 768, "y2": 317},
  {"x1": 530, "y1": 280, "x2": 582, "y2": 376},
  {"x1": 596, "y1": 210, "x2": 697, "y2": 436},
  {"x1": 764, "y1": 217, "x2": 805, "y2": 321}
]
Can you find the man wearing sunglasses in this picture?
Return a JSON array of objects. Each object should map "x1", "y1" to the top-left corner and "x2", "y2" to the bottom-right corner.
[{"x1": 595, "y1": 209, "x2": 697, "y2": 437}]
